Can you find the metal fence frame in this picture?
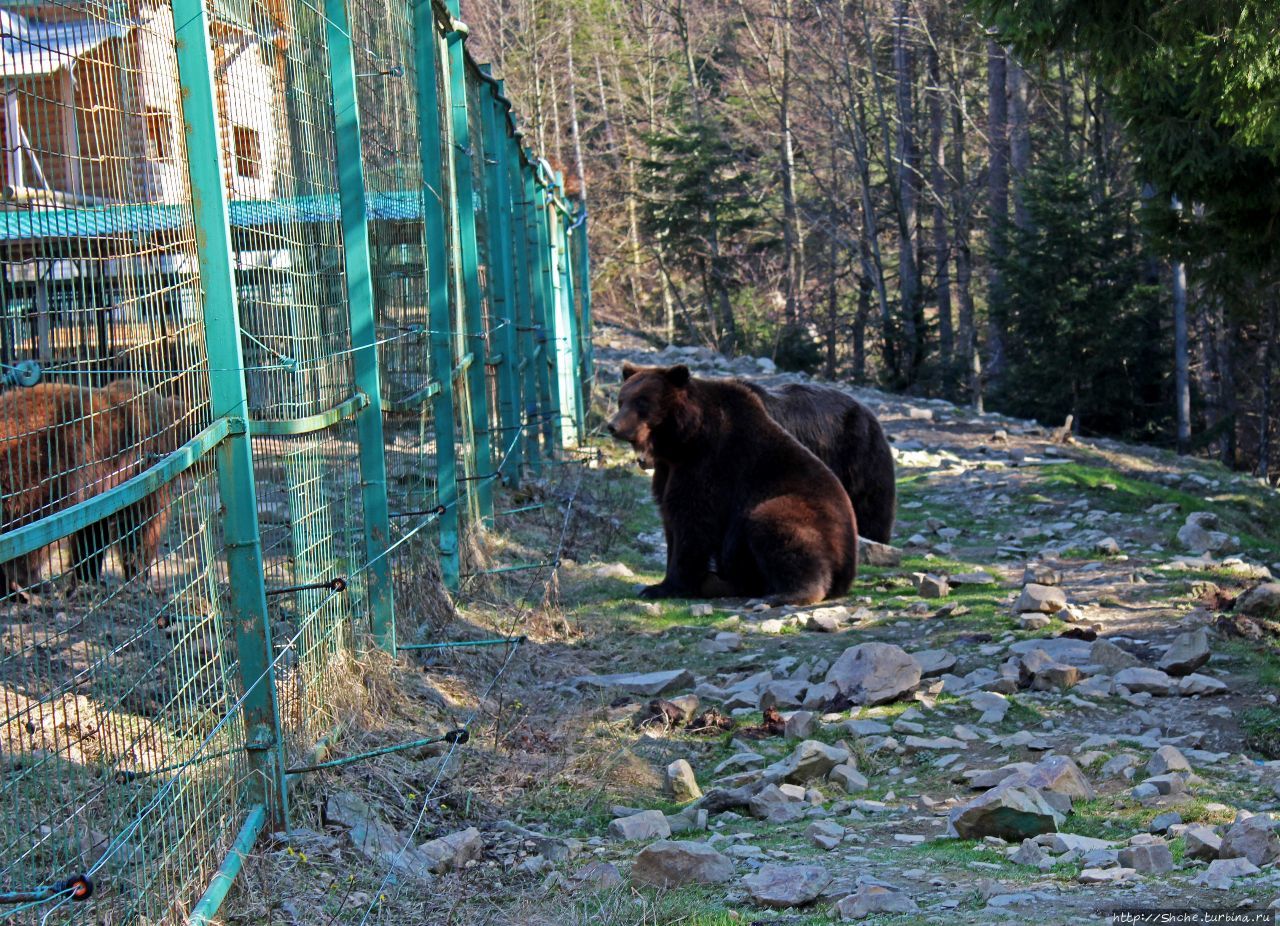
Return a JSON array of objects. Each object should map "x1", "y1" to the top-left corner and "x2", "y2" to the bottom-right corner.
[{"x1": 0, "y1": 0, "x2": 589, "y2": 919}]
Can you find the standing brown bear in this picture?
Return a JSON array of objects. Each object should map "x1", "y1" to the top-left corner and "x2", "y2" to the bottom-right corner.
[
  {"x1": 739, "y1": 381, "x2": 897, "y2": 543},
  {"x1": 609, "y1": 363, "x2": 857, "y2": 604},
  {"x1": 0, "y1": 380, "x2": 186, "y2": 592}
]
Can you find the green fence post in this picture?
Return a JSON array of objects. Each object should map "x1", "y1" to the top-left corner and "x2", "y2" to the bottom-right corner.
[
  {"x1": 529, "y1": 162, "x2": 562, "y2": 452},
  {"x1": 324, "y1": 0, "x2": 395, "y2": 650},
  {"x1": 478, "y1": 69, "x2": 523, "y2": 485},
  {"x1": 443, "y1": 5, "x2": 494, "y2": 524},
  {"x1": 412, "y1": 0, "x2": 460, "y2": 589},
  {"x1": 170, "y1": 0, "x2": 288, "y2": 828},
  {"x1": 509, "y1": 149, "x2": 542, "y2": 476},
  {"x1": 551, "y1": 181, "x2": 585, "y2": 444},
  {"x1": 572, "y1": 204, "x2": 594, "y2": 409}
]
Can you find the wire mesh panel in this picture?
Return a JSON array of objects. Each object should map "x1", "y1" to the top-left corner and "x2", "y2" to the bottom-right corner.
[
  {"x1": 0, "y1": 1, "x2": 253, "y2": 921},
  {"x1": 205, "y1": 0, "x2": 366, "y2": 757}
]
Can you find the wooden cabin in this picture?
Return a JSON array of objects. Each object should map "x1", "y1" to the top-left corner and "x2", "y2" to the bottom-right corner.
[{"x1": 0, "y1": 0, "x2": 290, "y2": 209}]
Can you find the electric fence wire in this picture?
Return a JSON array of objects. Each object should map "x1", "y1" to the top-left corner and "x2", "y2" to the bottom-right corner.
[{"x1": 348, "y1": 463, "x2": 584, "y2": 926}]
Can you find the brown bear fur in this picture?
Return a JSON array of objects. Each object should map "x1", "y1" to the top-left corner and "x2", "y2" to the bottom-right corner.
[
  {"x1": 739, "y1": 381, "x2": 896, "y2": 543},
  {"x1": 625, "y1": 365, "x2": 897, "y2": 544},
  {"x1": 0, "y1": 380, "x2": 186, "y2": 592},
  {"x1": 608, "y1": 364, "x2": 857, "y2": 605}
]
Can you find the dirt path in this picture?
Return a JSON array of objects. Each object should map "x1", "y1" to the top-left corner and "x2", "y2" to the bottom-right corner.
[{"x1": 229, "y1": 330, "x2": 1280, "y2": 926}]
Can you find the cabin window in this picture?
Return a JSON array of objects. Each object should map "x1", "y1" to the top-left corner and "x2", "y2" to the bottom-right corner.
[
  {"x1": 145, "y1": 110, "x2": 172, "y2": 161},
  {"x1": 233, "y1": 125, "x2": 261, "y2": 179}
]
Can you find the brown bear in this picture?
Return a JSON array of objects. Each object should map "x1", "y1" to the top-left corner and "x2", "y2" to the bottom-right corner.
[
  {"x1": 739, "y1": 381, "x2": 896, "y2": 543},
  {"x1": 0, "y1": 380, "x2": 186, "y2": 592},
  {"x1": 609, "y1": 363, "x2": 857, "y2": 605}
]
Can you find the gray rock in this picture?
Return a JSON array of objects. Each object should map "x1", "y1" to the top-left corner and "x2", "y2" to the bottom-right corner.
[
  {"x1": 1079, "y1": 867, "x2": 1135, "y2": 884},
  {"x1": 1146, "y1": 746, "x2": 1190, "y2": 777},
  {"x1": 948, "y1": 782, "x2": 1064, "y2": 841},
  {"x1": 743, "y1": 863, "x2": 832, "y2": 909},
  {"x1": 1090, "y1": 639, "x2": 1141, "y2": 671},
  {"x1": 1220, "y1": 814, "x2": 1280, "y2": 866},
  {"x1": 806, "y1": 819, "x2": 845, "y2": 851},
  {"x1": 749, "y1": 784, "x2": 807, "y2": 823},
  {"x1": 1237, "y1": 583, "x2": 1280, "y2": 620},
  {"x1": 829, "y1": 763, "x2": 869, "y2": 793},
  {"x1": 1149, "y1": 812, "x2": 1182, "y2": 834},
  {"x1": 1101, "y1": 754, "x2": 1138, "y2": 778},
  {"x1": 766, "y1": 740, "x2": 852, "y2": 784},
  {"x1": 420, "y1": 827, "x2": 483, "y2": 874},
  {"x1": 1158, "y1": 629, "x2": 1211, "y2": 676},
  {"x1": 573, "y1": 669, "x2": 694, "y2": 696},
  {"x1": 1178, "y1": 673, "x2": 1227, "y2": 696},
  {"x1": 913, "y1": 648, "x2": 957, "y2": 678},
  {"x1": 571, "y1": 860, "x2": 623, "y2": 888},
  {"x1": 835, "y1": 883, "x2": 919, "y2": 918},
  {"x1": 665, "y1": 806, "x2": 708, "y2": 834},
  {"x1": 784, "y1": 710, "x2": 817, "y2": 740},
  {"x1": 1039, "y1": 833, "x2": 1113, "y2": 853},
  {"x1": 326, "y1": 791, "x2": 438, "y2": 881},
  {"x1": 952, "y1": 571, "x2": 996, "y2": 585},
  {"x1": 1009, "y1": 637, "x2": 1094, "y2": 666},
  {"x1": 608, "y1": 810, "x2": 671, "y2": 841},
  {"x1": 917, "y1": 574, "x2": 950, "y2": 598},
  {"x1": 1118, "y1": 841, "x2": 1174, "y2": 874},
  {"x1": 1114, "y1": 667, "x2": 1177, "y2": 696},
  {"x1": 1194, "y1": 856, "x2": 1260, "y2": 889},
  {"x1": 825, "y1": 642, "x2": 922, "y2": 705},
  {"x1": 1023, "y1": 755, "x2": 1095, "y2": 802},
  {"x1": 1183, "y1": 824, "x2": 1222, "y2": 861},
  {"x1": 859, "y1": 538, "x2": 903, "y2": 567},
  {"x1": 1178, "y1": 512, "x2": 1236, "y2": 555},
  {"x1": 630, "y1": 840, "x2": 734, "y2": 888},
  {"x1": 1014, "y1": 583, "x2": 1068, "y2": 614},
  {"x1": 665, "y1": 759, "x2": 702, "y2": 802},
  {"x1": 1010, "y1": 838, "x2": 1046, "y2": 866},
  {"x1": 1142, "y1": 774, "x2": 1188, "y2": 796},
  {"x1": 1023, "y1": 564, "x2": 1062, "y2": 586}
]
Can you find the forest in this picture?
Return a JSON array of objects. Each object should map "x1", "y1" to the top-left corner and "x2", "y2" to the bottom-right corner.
[{"x1": 461, "y1": 0, "x2": 1280, "y2": 479}]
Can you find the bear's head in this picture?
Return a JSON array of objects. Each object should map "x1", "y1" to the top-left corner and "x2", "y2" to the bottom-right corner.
[{"x1": 607, "y1": 362, "x2": 695, "y2": 464}]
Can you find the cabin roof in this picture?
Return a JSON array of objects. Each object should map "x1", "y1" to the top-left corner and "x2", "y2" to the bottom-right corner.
[{"x1": 0, "y1": 10, "x2": 129, "y2": 78}]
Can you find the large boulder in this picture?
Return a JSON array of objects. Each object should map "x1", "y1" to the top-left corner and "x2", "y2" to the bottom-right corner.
[
  {"x1": 764, "y1": 739, "x2": 853, "y2": 784},
  {"x1": 1022, "y1": 755, "x2": 1094, "y2": 802},
  {"x1": 1157, "y1": 629, "x2": 1211, "y2": 676},
  {"x1": 1237, "y1": 583, "x2": 1280, "y2": 620},
  {"x1": 573, "y1": 669, "x2": 694, "y2": 696},
  {"x1": 835, "y1": 883, "x2": 919, "y2": 919},
  {"x1": 420, "y1": 827, "x2": 484, "y2": 874},
  {"x1": 608, "y1": 810, "x2": 671, "y2": 841},
  {"x1": 825, "y1": 642, "x2": 921, "y2": 705},
  {"x1": 743, "y1": 863, "x2": 832, "y2": 908},
  {"x1": 1013, "y1": 584, "x2": 1068, "y2": 614},
  {"x1": 665, "y1": 759, "x2": 702, "y2": 802},
  {"x1": 630, "y1": 840, "x2": 734, "y2": 888},
  {"x1": 1219, "y1": 814, "x2": 1280, "y2": 866},
  {"x1": 948, "y1": 782, "x2": 1064, "y2": 841},
  {"x1": 1177, "y1": 511, "x2": 1236, "y2": 554},
  {"x1": 1114, "y1": 667, "x2": 1177, "y2": 696}
]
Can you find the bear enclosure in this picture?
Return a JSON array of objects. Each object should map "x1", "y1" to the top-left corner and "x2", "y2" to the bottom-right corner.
[{"x1": 0, "y1": 0, "x2": 592, "y2": 921}]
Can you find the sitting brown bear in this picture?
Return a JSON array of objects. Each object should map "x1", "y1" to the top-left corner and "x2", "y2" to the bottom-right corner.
[
  {"x1": 609, "y1": 363, "x2": 857, "y2": 604},
  {"x1": 739, "y1": 381, "x2": 896, "y2": 543},
  {"x1": 0, "y1": 380, "x2": 186, "y2": 592}
]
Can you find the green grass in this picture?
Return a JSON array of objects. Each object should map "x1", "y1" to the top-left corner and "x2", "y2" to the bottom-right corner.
[
  {"x1": 1241, "y1": 706, "x2": 1280, "y2": 759},
  {"x1": 1039, "y1": 459, "x2": 1280, "y2": 555}
]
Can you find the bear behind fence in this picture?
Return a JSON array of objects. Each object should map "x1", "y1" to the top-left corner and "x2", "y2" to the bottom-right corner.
[{"x1": 0, "y1": 380, "x2": 187, "y2": 592}]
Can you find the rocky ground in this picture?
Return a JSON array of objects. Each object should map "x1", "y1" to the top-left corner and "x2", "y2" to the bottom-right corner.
[{"x1": 229, "y1": 327, "x2": 1280, "y2": 926}]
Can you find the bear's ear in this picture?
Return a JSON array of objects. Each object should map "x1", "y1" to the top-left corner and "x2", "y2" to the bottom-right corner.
[
  {"x1": 665, "y1": 364, "x2": 690, "y2": 387},
  {"x1": 621, "y1": 362, "x2": 640, "y2": 381}
]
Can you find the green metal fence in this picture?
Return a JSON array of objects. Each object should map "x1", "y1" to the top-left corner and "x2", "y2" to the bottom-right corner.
[{"x1": 0, "y1": 0, "x2": 590, "y2": 920}]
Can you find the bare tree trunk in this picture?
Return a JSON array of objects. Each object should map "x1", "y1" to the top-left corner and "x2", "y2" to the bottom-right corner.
[
  {"x1": 1173, "y1": 253, "x2": 1190, "y2": 454},
  {"x1": 1260, "y1": 299, "x2": 1276, "y2": 482},
  {"x1": 1008, "y1": 56, "x2": 1032, "y2": 232},
  {"x1": 779, "y1": 0, "x2": 802, "y2": 328},
  {"x1": 853, "y1": 90, "x2": 893, "y2": 376},
  {"x1": 985, "y1": 39, "x2": 1009, "y2": 390},
  {"x1": 891, "y1": 0, "x2": 921, "y2": 382},
  {"x1": 854, "y1": 254, "x2": 871, "y2": 382},
  {"x1": 927, "y1": 42, "x2": 953, "y2": 389},
  {"x1": 949, "y1": 46, "x2": 981, "y2": 412},
  {"x1": 565, "y1": 24, "x2": 587, "y2": 203}
]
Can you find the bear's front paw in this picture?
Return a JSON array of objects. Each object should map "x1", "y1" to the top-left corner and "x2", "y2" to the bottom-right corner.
[{"x1": 637, "y1": 582, "x2": 678, "y2": 599}]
